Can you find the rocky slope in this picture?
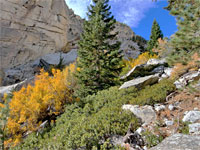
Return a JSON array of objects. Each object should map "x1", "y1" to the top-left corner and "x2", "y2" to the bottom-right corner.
[
  {"x1": 0, "y1": 0, "x2": 143, "y2": 86},
  {"x1": 115, "y1": 61, "x2": 200, "y2": 150}
]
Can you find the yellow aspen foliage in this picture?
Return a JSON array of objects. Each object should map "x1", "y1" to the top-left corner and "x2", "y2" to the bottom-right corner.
[
  {"x1": 171, "y1": 53, "x2": 200, "y2": 79},
  {"x1": 0, "y1": 103, "x2": 4, "y2": 108},
  {"x1": 6, "y1": 63, "x2": 76, "y2": 147}
]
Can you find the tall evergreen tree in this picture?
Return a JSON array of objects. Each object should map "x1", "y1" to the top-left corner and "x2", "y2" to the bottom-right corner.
[
  {"x1": 166, "y1": 0, "x2": 200, "y2": 65},
  {"x1": 75, "y1": 0, "x2": 123, "y2": 97},
  {"x1": 147, "y1": 19, "x2": 163, "y2": 53}
]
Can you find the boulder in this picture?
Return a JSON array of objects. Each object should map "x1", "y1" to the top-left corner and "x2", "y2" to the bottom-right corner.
[
  {"x1": 0, "y1": 77, "x2": 34, "y2": 96},
  {"x1": 151, "y1": 66, "x2": 165, "y2": 74},
  {"x1": 119, "y1": 74, "x2": 159, "y2": 89},
  {"x1": 174, "y1": 70, "x2": 200, "y2": 89},
  {"x1": 160, "y1": 67, "x2": 174, "y2": 79},
  {"x1": 189, "y1": 123, "x2": 200, "y2": 135},
  {"x1": 150, "y1": 134, "x2": 200, "y2": 150},
  {"x1": 154, "y1": 104, "x2": 166, "y2": 112},
  {"x1": 164, "y1": 67, "x2": 173, "y2": 77},
  {"x1": 122, "y1": 105, "x2": 157, "y2": 124},
  {"x1": 182, "y1": 111, "x2": 200, "y2": 123},
  {"x1": 164, "y1": 119, "x2": 174, "y2": 126},
  {"x1": 110, "y1": 135, "x2": 124, "y2": 147},
  {"x1": 136, "y1": 127, "x2": 145, "y2": 135},
  {"x1": 120, "y1": 64, "x2": 145, "y2": 80},
  {"x1": 121, "y1": 59, "x2": 167, "y2": 80},
  {"x1": 146, "y1": 58, "x2": 166, "y2": 65},
  {"x1": 168, "y1": 104, "x2": 175, "y2": 111}
]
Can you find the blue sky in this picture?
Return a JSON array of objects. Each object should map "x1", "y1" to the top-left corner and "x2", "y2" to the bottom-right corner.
[{"x1": 65, "y1": 0, "x2": 177, "y2": 40}]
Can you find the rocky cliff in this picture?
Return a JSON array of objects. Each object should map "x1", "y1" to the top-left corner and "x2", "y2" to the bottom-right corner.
[
  {"x1": 0, "y1": 0, "x2": 83, "y2": 70},
  {"x1": 0, "y1": 0, "x2": 143, "y2": 85}
]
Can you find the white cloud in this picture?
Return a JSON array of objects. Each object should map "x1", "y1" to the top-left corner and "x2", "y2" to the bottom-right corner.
[{"x1": 65, "y1": 0, "x2": 156, "y2": 27}]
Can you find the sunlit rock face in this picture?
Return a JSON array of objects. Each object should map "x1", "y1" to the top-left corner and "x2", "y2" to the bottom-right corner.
[{"x1": 0, "y1": 0, "x2": 83, "y2": 70}]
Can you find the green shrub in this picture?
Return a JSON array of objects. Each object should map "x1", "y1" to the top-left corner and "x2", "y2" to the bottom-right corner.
[
  {"x1": 12, "y1": 87, "x2": 140, "y2": 150},
  {"x1": 130, "y1": 79, "x2": 176, "y2": 106},
  {"x1": 177, "y1": 121, "x2": 190, "y2": 135},
  {"x1": 142, "y1": 130, "x2": 164, "y2": 148}
]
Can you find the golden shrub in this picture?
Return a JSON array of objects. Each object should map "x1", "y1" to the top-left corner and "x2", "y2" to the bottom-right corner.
[
  {"x1": 6, "y1": 63, "x2": 76, "y2": 146},
  {"x1": 0, "y1": 103, "x2": 4, "y2": 108}
]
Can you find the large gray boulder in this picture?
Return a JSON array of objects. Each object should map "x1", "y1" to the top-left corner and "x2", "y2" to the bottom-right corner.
[
  {"x1": 150, "y1": 134, "x2": 200, "y2": 150},
  {"x1": 189, "y1": 123, "x2": 200, "y2": 135},
  {"x1": 119, "y1": 74, "x2": 159, "y2": 89},
  {"x1": 174, "y1": 70, "x2": 200, "y2": 89},
  {"x1": 146, "y1": 58, "x2": 166, "y2": 65},
  {"x1": 121, "y1": 59, "x2": 167, "y2": 80},
  {"x1": 0, "y1": 77, "x2": 34, "y2": 97},
  {"x1": 122, "y1": 105, "x2": 157, "y2": 124},
  {"x1": 182, "y1": 111, "x2": 200, "y2": 123}
]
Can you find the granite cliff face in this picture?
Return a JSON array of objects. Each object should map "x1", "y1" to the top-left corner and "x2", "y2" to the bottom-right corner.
[
  {"x1": 0, "y1": 0, "x2": 143, "y2": 85},
  {"x1": 0, "y1": 0, "x2": 83, "y2": 70},
  {"x1": 113, "y1": 22, "x2": 141, "y2": 59}
]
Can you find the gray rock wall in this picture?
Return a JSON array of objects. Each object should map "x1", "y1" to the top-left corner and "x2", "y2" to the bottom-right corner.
[
  {"x1": 112, "y1": 22, "x2": 141, "y2": 59},
  {"x1": 0, "y1": 0, "x2": 83, "y2": 69}
]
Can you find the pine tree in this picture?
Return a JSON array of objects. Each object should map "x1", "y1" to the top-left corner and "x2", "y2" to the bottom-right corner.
[
  {"x1": 166, "y1": 0, "x2": 200, "y2": 65},
  {"x1": 147, "y1": 19, "x2": 163, "y2": 53},
  {"x1": 75, "y1": 0, "x2": 123, "y2": 97}
]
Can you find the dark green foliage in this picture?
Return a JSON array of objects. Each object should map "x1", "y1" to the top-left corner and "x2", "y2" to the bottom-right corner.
[
  {"x1": 132, "y1": 35, "x2": 147, "y2": 52},
  {"x1": 12, "y1": 86, "x2": 140, "y2": 150},
  {"x1": 54, "y1": 53, "x2": 65, "y2": 70},
  {"x1": 177, "y1": 121, "x2": 190, "y2": 135},
  {"x1": 142, "y1": 130, "x2": 164, "y2": 148},
  {"x1": 75, "y1": 0, "x2": 123, "y2": 98},
  {"x1": 166, "y1": 0, "x2": 200, "y2": 65},
  {"x1": 147, "y1": 19, "x2": 163, "y2": 53},
  {"x1": 129, "y1": 79, "x2": 176, "y2": 106}
]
